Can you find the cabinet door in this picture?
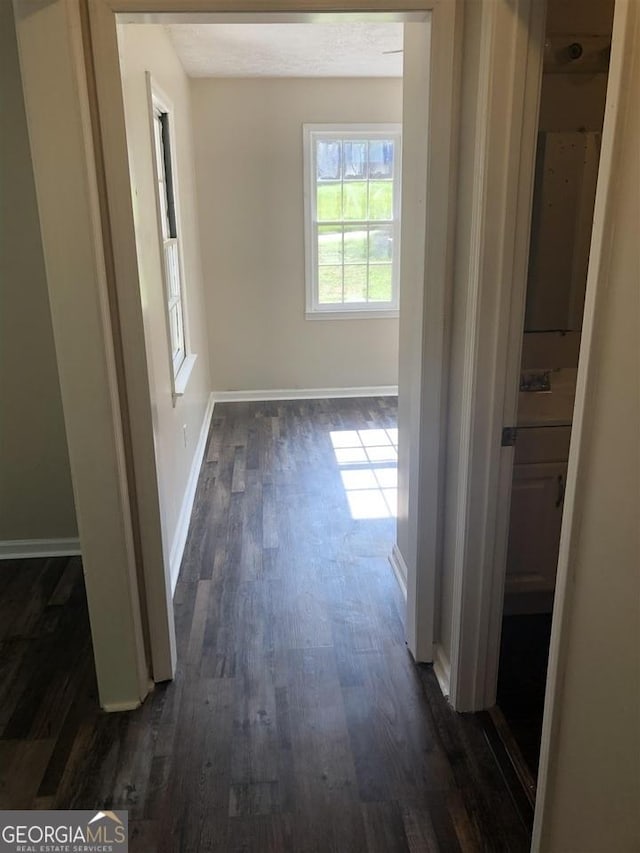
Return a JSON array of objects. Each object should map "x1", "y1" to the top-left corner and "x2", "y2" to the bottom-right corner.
[{"x1": 505, "y1": 461, "x2": 568, "y2": 597}]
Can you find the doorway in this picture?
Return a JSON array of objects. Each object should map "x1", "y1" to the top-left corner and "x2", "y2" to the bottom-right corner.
[
  {"x1": 488, "y1": 0, "x2": 615, "y2": 809},
  {"x1": 116, "y1": 9, "x2": 408, "y2": 648},
  {"x1": 82, "y1": 0, "x2": 459, "y2": 700}
]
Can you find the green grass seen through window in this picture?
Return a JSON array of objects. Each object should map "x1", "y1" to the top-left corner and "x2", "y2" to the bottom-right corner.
[
  {"x1": 318, "y1": 263, "x2": 393, "y2": 304},
  {"x1": 317, "y1": 181, "x2": 393, "y2": 222}
]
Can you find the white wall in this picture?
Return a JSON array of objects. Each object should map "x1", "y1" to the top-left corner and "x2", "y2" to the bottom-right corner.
[
  {"x1": 118, "y1": 24, "x2": 212, "y2": 575},
  {"x1": 0, "y1": 1, "x2": 77, "y2": 544},
  {"x1": 191, "y1": 77, "x2": 401, "y2": 392},
  {"x1": 535, "y1": 1, "x2": 640, "y2": 848}
]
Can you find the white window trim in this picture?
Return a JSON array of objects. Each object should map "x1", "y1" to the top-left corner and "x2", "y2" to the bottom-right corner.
[
  {"x1": 146, "y1": 73, "x2": 196, "y2": 404},
  {"x1": 303, "y1": 123, "x2": 402, "y2": 320}
]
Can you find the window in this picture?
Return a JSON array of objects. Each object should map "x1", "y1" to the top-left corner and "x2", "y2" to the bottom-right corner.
[
  {"x1": 304, "y1": 124, "x2": 402, "y2": 318},
  {"x1": 148, "y1": 77, "x2": 196, "y2": 399}
]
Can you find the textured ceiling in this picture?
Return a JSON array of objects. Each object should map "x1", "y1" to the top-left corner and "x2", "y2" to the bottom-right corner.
[{"x1": 166, "y1": 23, "x2": 404, "y2": 78}]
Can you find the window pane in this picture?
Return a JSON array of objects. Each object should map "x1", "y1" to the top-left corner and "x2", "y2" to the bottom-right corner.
[
  {"x1": 317, "y1": 183, "x2": 342, "y2": 221},
  {"x1": 317, "y1": 140, "x2": 341, "y2": 180},
  {"x1": 369, "y1": 226, "x2": 393, "y2": 263},
  {"x1": 158, "y1": 180, "x2": 170, "y2": 240},
  {"x1": 368, "y1": 140, "x2": 394, "y2": 179},
  {"x1": 343, "y1": 141, "x2": 367, "y2": 179},
  {"x1": 369, "y1": 182, "x2": 393, "y2": 220},
  {"x1": 344, "y1": 266, "x2": 367, "y2": 302},
  {"x1": 343, "y1": 182, "x2": 367, "y2": 220},
  {"x1": 368, "y1": 265, "x2": 393, "y2": 302},
  {"x1": 164, "y1": 240, "x2": 180, "y2": 298},
  {"x1": 344, "y1": 225, "x2": 368, "y2": 264},
  {"x1": 159, "y1": 113, "x2": 177, "y2": 238},
  {"x1": 317, "y1": 225, "x2": 343, "y2": 265},
  {"x1": 169, "y1": 303, "x2": 183, "y2": 354},
  {"x1": 318, "y1": 266, "x2": 343, "y2": 303}
]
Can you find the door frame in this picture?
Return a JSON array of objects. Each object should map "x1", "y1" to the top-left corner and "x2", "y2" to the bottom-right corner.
[
  {"x1": 15, "y1": 0, "x2": 462, "y2": 704},
  {"x1": 445, "y1": 0, "x2": 625, "y2": 730},
  {"x1": 86, "y1": 0, "x2": 462, "y2": 671},
  {"x1": 440, "y1": 0, "x2": 548, "y2": 711}
]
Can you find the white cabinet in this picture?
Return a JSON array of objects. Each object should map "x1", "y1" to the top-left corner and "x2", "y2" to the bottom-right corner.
[
  {"x1": 504, "y1": 427, "x2": 570, "y2": 613},
  {"x1": 505, "y1": 460, "x2": 567, "y2": 597}
]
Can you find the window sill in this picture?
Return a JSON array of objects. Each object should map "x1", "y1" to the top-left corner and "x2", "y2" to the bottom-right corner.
[
  {"x1": 172, "y1": 353, "x2": 197, "y2": 403},
  {"x1": 305, "y1": 309, "x2": 399, "y2": 321}
]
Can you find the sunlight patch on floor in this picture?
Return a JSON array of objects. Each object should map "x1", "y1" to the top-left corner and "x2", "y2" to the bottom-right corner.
[{"x1": 330, "y1": 428, "x2": 398, "y2": 519}]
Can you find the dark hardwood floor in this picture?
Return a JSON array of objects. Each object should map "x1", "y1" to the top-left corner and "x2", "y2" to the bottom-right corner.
[
  {"x1": 497, "y1": 613, "x2": 553, "y2": 778},
  {"x1": 0, "y1": 398, "x2": 529, "y2": 851}
]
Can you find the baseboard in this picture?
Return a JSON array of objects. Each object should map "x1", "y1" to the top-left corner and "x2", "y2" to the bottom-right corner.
[
  {"x1": 169, "y1": 393, "x2": 215, "y2": 595},
  {"x1": 433, "y1": 644, "x2": 451, "y2": 700},
  {"x1": 486, "y1": 706, "x2": 537, "y2": 810},
  {"x1": 481, "y1": 708, "x2": 536, "y2": 830},
  {"x1": 389, "y1": 544, "x2": 408, "y2": 599},
  {"x1": 212, "y1": 385, "x2": 398, "y2": 403},
  {"x1": 0, "y1": 538, "x2": 81, "y2": 560}
]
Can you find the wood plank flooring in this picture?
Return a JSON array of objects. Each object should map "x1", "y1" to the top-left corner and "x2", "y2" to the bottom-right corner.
[
  {"x1": 0, "y1": 398, "x2": 529, "y2": 851},
  {"x1": 497, "y1": 613, "x2": 553, "y2": 779}
]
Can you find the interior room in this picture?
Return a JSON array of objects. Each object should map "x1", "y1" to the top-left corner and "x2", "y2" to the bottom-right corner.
[{"x1": 115, "y1": 19, "x2": 404, "y2": 590}]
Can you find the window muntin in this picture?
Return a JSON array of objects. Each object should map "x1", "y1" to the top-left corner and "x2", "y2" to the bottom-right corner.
[{"x1": 304, "y1": 124, "x2": 401, "y2": 317}]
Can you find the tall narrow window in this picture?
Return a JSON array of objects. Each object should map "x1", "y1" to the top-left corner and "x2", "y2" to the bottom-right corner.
[
  {"x1": 304, "y1": 124, "x2": 402, "y2": 318},
  {"x1": 152, "y1": 102, "x2": 185, "y2": 378},
  {"x1": 147, "y1": 76, "x2": 198, "y2": 400}
]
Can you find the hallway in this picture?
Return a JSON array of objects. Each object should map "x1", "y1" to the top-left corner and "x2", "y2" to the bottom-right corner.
[{"x1": 0, "y1": 398, "x2": 528, "y2": 851}]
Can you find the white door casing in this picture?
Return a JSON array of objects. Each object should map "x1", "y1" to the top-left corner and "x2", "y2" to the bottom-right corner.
[
  {"x1": 85, "y1": 0, "x2": 463, "y2": 681},
  {"x1": 442, "y1": 0, "x2": 547, "y2": 712},
  {"x1": 398, "y1": 2, "x2": 462, "y2": 663},
  {"x1": 12, "y1": 0, "x2": 153, "y2": 710}
]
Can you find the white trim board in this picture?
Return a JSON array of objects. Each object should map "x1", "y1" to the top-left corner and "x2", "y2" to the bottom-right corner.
[
  {"x1": 212, "y1": 386, "x2": 398, "y2": 403},
  {"x1": 433, "y1": 644, "x2": 451, "y2": 700},
  {"x1": 0, "y1": 538, "x2": 82, "y2": 561},
  {"x1": 389, "y1": 544, "x2": 408, "y2": 600},
  {"x1": 445, "y1": 0, "x2": 546, "y2": 712},
  {"x1": 169, "y1": 393, "x2": 215, "y2": 594}
]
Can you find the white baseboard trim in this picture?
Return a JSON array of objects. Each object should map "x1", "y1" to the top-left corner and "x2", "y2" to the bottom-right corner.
[
  {"x1": 433, "y1": 644, "x2": 451, "y2": 700},
  {"x1": 169, "y1": 393, "x2": 215, "y2": 596},
  {"x1": 389, "y1": 544, "x2": 408, "y2": 600},
  {"x1": 212, "y1": 385, "x2": 398, "y2": 403},
  {"x1": 0, "y1": 538, "x2": 81, "y2": 560}
]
